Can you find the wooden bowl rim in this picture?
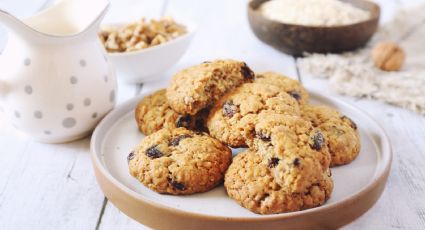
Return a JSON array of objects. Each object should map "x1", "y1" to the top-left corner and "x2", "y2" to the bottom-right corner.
[{"x1": 248, "y1": 0, "x2": 381, "y2": 29}]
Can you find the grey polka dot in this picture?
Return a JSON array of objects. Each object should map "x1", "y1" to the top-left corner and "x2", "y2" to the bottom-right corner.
[
  {"x1": 44, "y1": 130, "x2": 51, "y2": 135},
  {"x1": 70, "y1": 76, "x2": 78, "y2": 84},
  {"x1": 14, "y1": 111, "x2": 20, "y2": 118},
  {"x1": 104, "y1": 75, "x2": 108, "y2": 82},
  {"x1": 34, "y1": 110, "x2": 42, "y2": 119},
  {"x1": 66, "y1": 103, "x2": 74, "y2": 111},
  {"x1": 24, "y1": 85, "x2": 33, "y2": 94},
  {"x1": 83, "y1": 98, "x2": 91, "y2": 106},
  {"x1": 24, "y1": 58, "x2": 31, "y2": 66},
  {"x1": 80, "y1": 59, "x2": 86, "y2": 67},
  {"x1": 109, "y1": 90, "x2": 115, "y2": 103},
  {"x1": 62, "y1": 117, "x2": 76, "y2": 128},
  {"x1": 92, "y1": 112, "x2": 98, "y2": 119}
]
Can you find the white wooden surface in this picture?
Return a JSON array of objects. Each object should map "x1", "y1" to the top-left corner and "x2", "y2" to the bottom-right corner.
[{"x1": 0, "y1": 0, "x2": 425, "y2": 229}]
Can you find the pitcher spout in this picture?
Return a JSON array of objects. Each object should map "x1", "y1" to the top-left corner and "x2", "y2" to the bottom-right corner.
[
  {"x1": 23, "y1": 0, "x2": 110, "y2": 37},
  {"x1": 0, "y1": 0, "x2": 109, "y2": 41},
  {"x1": 0, "y1": 9, "x2": 38, "y2": 41}
]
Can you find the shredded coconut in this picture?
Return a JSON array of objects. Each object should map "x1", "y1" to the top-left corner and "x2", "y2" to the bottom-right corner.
[
  {"x1": 297, "y1": 4, "x2": 425, "y2": 115},
  {"x1": 259, "y1": 0, "x2": 370, "y2": 26}
]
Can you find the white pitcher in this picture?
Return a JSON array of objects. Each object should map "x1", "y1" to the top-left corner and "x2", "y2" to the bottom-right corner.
[{"x1": 0, "y1": 0, "x2": 117, "y2": 143}]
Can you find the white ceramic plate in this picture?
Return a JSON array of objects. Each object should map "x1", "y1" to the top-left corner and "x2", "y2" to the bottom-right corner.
[{"x1": 91, "y1": 90, "x2": 392, "y2": 230}]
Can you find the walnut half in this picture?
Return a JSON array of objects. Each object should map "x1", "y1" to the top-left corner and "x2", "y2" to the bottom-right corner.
[
  {"x1": 371, "y1": 41, "x2": 405, "y2": 72},
  {"x1": 99, "y1": 17, "x2": 187, "y2": 53}
]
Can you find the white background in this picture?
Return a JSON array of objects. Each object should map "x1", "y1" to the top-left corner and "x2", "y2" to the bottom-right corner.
[{"x1": 0, "y1": 0, "x2": 424, "y2": 229}]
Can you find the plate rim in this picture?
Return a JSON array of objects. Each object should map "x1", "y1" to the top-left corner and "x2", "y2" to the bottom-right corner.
[{"x1": 90, "y1": 89, "x2": 392, "y2": 222}]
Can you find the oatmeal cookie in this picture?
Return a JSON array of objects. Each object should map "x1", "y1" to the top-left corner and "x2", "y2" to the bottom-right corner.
[
  {"x1": 207, "y1": 83, "x2": 300, "y2": 147},
  {"x1": 254, "y1": 72, "x2": 309, "y2": 105},
  {"x1": 301, "y1": 105, "x2": 360, "y2": 166},
  {"x1": 128, "y1": 128, "x2": 232, "y2": 195},
  {"x1": 224, "y1": 149, "x2": 333, "y2": 214},
  {"x1": 135, "y1": 89, "x2": 208, "y2": 135},
  {"x1": 166, "y1": 59, "x2": 255, "y2": 115},
  {"x1": 247, "y1": 112, "x2": 331, "y2": 171}
]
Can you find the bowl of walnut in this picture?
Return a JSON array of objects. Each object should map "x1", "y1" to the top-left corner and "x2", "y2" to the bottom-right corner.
[
  {"x1": 99, "y1": 17, "x2": 195, "y2": 83},
  {"x1": 248, "y1": 0, "x2": 380, "y2": 56}
]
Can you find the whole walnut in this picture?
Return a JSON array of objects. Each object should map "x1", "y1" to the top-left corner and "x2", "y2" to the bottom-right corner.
[{"x1": 372, "y1": 41, "x2": 405, "y2": 71}]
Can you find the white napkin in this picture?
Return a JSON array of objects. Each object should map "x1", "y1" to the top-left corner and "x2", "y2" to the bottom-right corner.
[{"x1": 297, "y1": 3, "x2": 425, "y2": 116}]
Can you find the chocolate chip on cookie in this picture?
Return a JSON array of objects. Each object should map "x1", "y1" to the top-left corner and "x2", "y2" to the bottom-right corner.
[
  {"x1": 293, "y1": 158, "x2": 300, "y2": 167},
  {"x1": 176, "y1": 115, "x2": 192, "y2": 128},
  {"x1": 167, "y1": 177, "x2": 186, "y2": 191},
  {"x1": 240, "y1": 62, "x2": 255, "y2": 80},
  {"x1": 310, "y1": 131, "x2": 325, "y2": 151},
  {"x1": 169, "y1": 134, "x2": 192, "y2": 146},
  {"x1": 288, "y1": 91, "x2": 302, "y2": 101},
  {"x1": 127, "y1": 151, "x2": 135, "y2": 162},
  {"x1": 146, "y1": 145, "x2": 164, "y2": 159},
  {"x1": 341, "y1": 115, "x2": 357, "y2": 130},
  {"x1": 256, "y1": 132, "x2": 271, "y2": 142},
  {"x1": 268, "y1": 157, "x2": 280, "y2": 168},
  {"x1": 223, "y1": 101, "x2": 238, "y2": 118}
]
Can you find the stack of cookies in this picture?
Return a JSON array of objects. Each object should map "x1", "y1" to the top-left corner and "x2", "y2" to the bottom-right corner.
[{"x1": 128, "y1": 59, "x2": 360, "y2": 214}]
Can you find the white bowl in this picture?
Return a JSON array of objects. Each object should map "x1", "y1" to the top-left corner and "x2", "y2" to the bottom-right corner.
[{"x1": 106, "y1": 20, "x2": 196, "y2": 83}]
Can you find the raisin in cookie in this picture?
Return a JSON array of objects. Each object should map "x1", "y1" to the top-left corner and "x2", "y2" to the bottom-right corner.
[
  {"x1": 135, "y1": 89, "x2": 208, "y2": 135},
  {"x1": 166, "y1": 59, "x2": 254, "y2": 115},
  {"x1": 301, "y1": 105, "x2": 360, "y2": 167},
  {"x1": 254, "y1": 72, "x2": 309, "y2": 105},
  {"x1": 224, "y1": 149, "x2": 333, "y2": 214},
  {"x1": 246, "y1": 112, "x2": 331, "y2": 171},
  {"x1": 207, "y1": 83, "x2": 300, "y2": 148},
  {"x1": 128, "y1": 128, "x2": 232, "y2": 195}
]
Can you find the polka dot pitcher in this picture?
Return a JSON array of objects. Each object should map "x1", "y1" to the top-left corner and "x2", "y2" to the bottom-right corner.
[{"x1": 0, "y1": 0, "x2": 117, "y2": 143}]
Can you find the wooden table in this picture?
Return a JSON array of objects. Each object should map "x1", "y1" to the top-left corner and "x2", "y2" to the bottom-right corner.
[{"x1": 0, "y1": 0, "x2": 424, "y2": 229}]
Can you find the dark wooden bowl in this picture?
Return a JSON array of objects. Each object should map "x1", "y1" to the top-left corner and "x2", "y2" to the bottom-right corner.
[{"x1": 248, "y1": 0, "x2": 380, "y2": 56}]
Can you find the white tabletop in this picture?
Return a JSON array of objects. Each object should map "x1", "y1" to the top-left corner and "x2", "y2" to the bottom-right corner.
[{"x1": 0, "y1": 0, "x2": 424, "y2": 229}]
